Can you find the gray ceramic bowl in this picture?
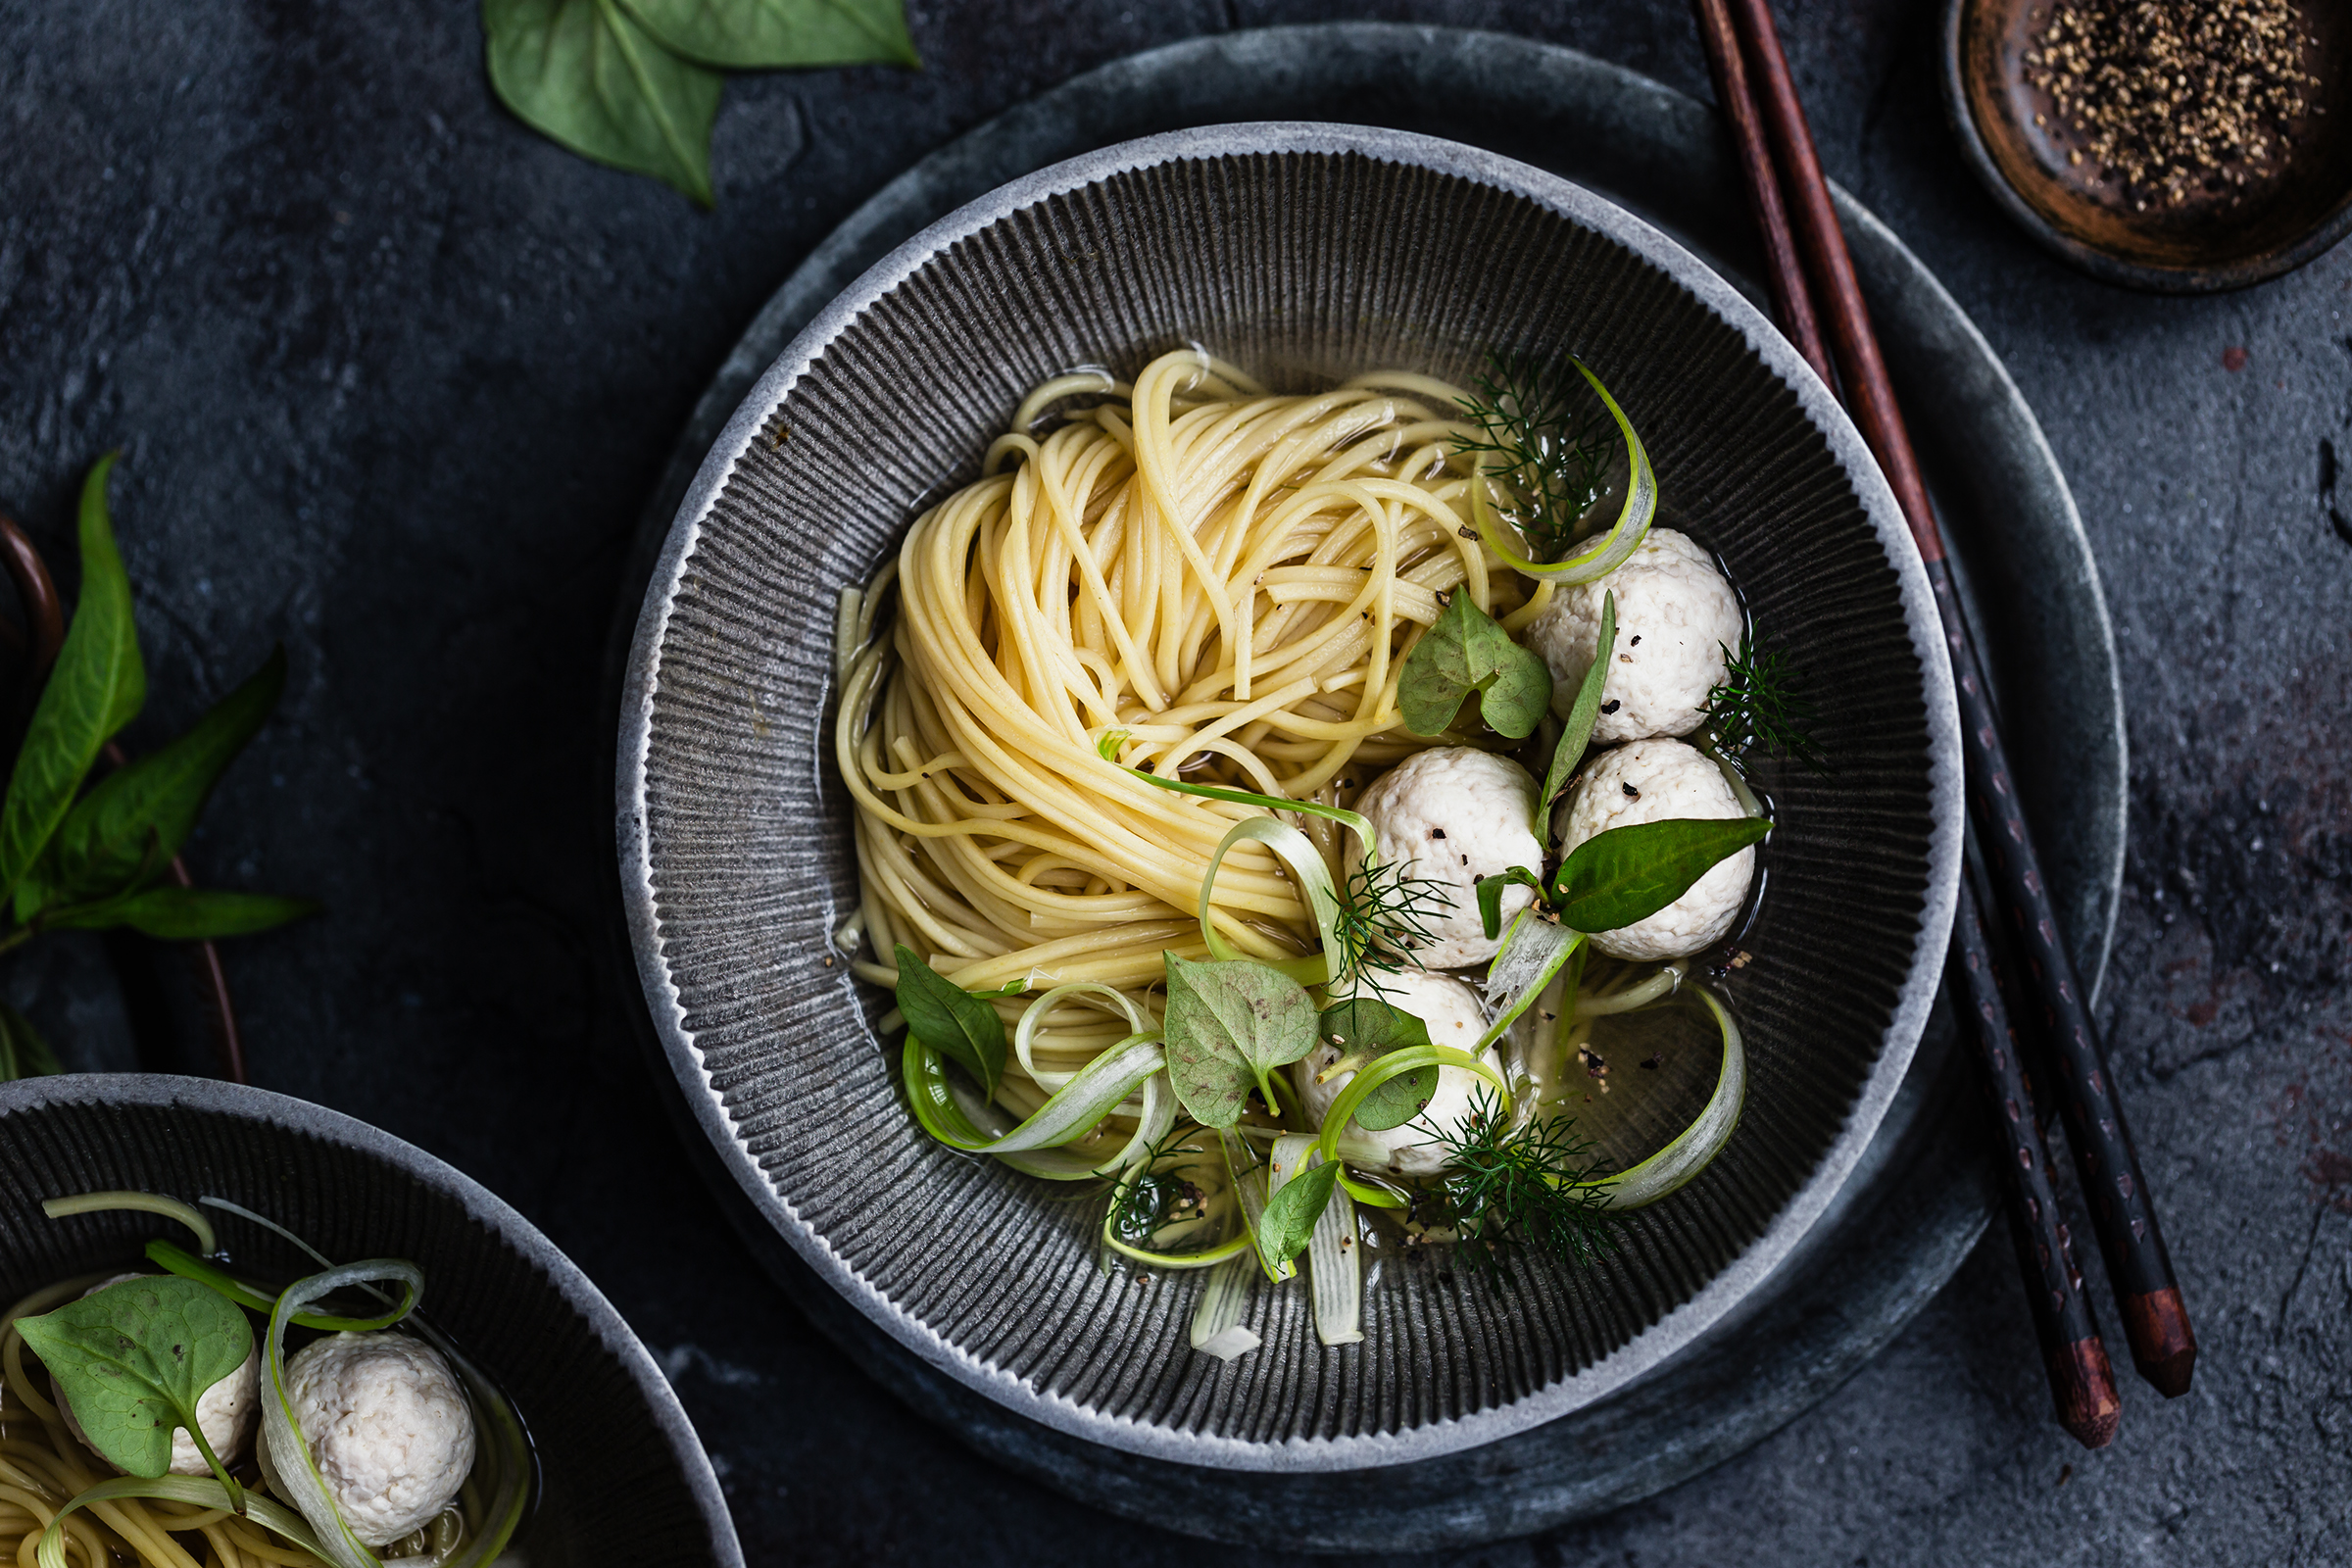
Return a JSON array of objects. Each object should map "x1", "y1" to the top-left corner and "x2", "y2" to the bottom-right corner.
[
  {"x1": 619, "y1": 122, "x2": 1963, "y2": 1471},
  {"x1": 0, "y1": 1075, "x2": 743, "y2": 1567}
]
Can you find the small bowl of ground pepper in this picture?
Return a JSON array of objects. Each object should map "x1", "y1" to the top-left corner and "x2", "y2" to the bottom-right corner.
[{"x1": 1942, "y1": 0, "x2": 2352, "y2": 292}]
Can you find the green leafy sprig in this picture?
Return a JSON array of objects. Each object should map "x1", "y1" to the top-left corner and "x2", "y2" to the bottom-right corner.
[
  {"x1": 0, "y1": 457, "x2": 317, "y2": 997},
  {"x1": 1452, "y1": 353, "x2": 1623, "y2": 563},
  {"x1": 1397, "y1": 589, "x2": 1550, "y2": 740},
  {"x1": 482, "y1": 0, "x2": 919, "y2": 208},
  {"x1": 1474, "y1": 815, "x2": 1773, "y2": 941},
  {"x1": 1161, "y1": 952, "x2": 1315, "y2": 1127},
  {"x1": 1703, "y1": 632, "x2": 1825, "y2": 772},
  {"x1": 1429, "y1": 1089, "x2": 1617, "y2": 1273}
]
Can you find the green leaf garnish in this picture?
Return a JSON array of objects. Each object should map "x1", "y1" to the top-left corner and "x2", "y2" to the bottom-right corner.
[
  {"x1": 616, "y1": 0, "x2": 919, "y2": 69},
  {"x1": 1397, "y1": 590, "x2": 1551, "y2": 739},
  {"x1": 1549, "y1": 816, "x2": 1772, "y2": 934},
  {"x1": 41, "y1": 888, "x2": 320, "y2": 941},
  {"x1": 484, "y1": 0, "x2": 725, "y2": 207},
  {"x1": 0, "y1": 455, "x2": 144, "y2": 909},
  {"x1": 15, "y1": 1276, "x2": 252, "y2": 1506},
  {"x1": 1161, "y1": 952, "x2": 1316, "y2": 1128},
  {"x1": 1316, "y1": 996, "x2": 1435, "y2": 1132},
  {"x1": 892, "y1": 944, "x2": 1007, "y2": 1098},
  {"x1": 1473, "y1": 866, "x2": 1548, "y2": 942},
  {"x1": 1703, "y1": 632, "x2": 1825, "y2": 771},
  {"x1": 1255, "y1": 1156, "x2": 1341, "y2": 1268},
  {"x1": 37, "y1": 648, "x2": 286, "y2": 908},
  {"x1": 0, "y1": 1003, "x2": 61, "y2": 1081},
  {"x1": 1539, "y1": 589, "x2": 1616, "y2": 821}
]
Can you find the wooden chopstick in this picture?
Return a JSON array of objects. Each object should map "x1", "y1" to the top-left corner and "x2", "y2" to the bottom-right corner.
[
  {"x1": 1688, "y1": 0, "x2": 1834, "y2": 389},
  {"x1": 1717, "y1": 0, "x2": 2194, "y2": 1402},
  {"x1": 1953, "y1": 832, "x2": 2122, "y2": 1446},
  {"x1": 1689, "y1": 0, "x2": 2130, "y2": 1445}
]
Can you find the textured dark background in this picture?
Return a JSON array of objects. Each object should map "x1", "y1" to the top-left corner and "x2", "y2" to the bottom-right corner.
[{"x1": 3, "y1": 2, "x2": 2347, "y2": 1564}]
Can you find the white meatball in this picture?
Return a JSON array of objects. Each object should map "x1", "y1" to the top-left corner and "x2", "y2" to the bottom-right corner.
[
  {"x1": 58, "y1": 1275, "x2": 258, "y2": 1477},
  {"x1": 1556, "y1": 738, "x2": 1755, "y2": 960},
  {"x1": 1294, "y1": 970, "x2": 1499, "y2": 1178},
  {"x1": 1346, "y1": 747, "x2": 1545, "y2": 969},
  {"x1": 257, "y1": 1332, "x2": 475, "y2": 1546},
  {"x1": 1526, "y1": 528, "x2": 1743, "y2": 745}
]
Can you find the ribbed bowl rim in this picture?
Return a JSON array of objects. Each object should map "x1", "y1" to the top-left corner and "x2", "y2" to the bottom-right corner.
[{"x1": 617, "y1": 122, "x2": 1964, "y2": 1471}]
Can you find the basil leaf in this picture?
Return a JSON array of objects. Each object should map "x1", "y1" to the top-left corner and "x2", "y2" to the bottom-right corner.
[
  {"x1": 44, "y1": 888, "x2": 321, "y2": 941},
  {"x1": 1318, "y1": 996, "x2": 1436, "y2": 1132},
  {"x1": 1551, "y1": 817, "x2": 1772, "y2": 934},
  {"x1": 1162, "y1": 953, "x2": 1315, "y2": 1128},
  {"x1": 484, "y1": 0, "x2": 724, "y2": 207},
  {"x1": 0, "y1": 455, "x2": 145, "y2": 906},
  {"x1": 16, "y1": 1276, "x2": 252, "y2": 1498},
  {"x1": 1256, "y1": 1157, "x2": 1340, "y2": 1267},
  {"x1": 1397, "y1": 591, "x2": 1551, "y2": 740},
  {"x1": 1473, "y1": 866, "x2": 1548, "y2": 942},
  {"x1": 0, "y1": 1004, "x2": 61, "y2": 1081},
  {"x1": 616, "y1": 0, "x2": 918, "y2": 70},
  {"x1": 1540, "y1": 589, "x2": 1616, "y2": 820},
  {"x1": 893, "y1": 944, "x2": 1005, "y2": 1098},
  {"x1": 40, "y1": 648, "x2": 286, "y2": 906}
]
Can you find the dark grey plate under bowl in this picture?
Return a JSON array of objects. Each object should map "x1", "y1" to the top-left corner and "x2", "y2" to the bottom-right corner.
[
  {"x1": 0, "y1": 1075, "x2": 744, "y2": 1568},
  {"x1": 604, "y1": 25, "x2": 2123, "y2": 1548}
]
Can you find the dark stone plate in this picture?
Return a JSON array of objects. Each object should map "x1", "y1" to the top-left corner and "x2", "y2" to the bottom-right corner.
[{"x1": 603, "y1": 24, "x2": 2122, "y2": 1549}]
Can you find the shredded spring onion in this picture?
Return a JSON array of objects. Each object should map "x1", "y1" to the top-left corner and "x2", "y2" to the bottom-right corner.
[
  {"x1": 41, "y1": 1192, "x2": 216, "y2": 1256},
  {"x1": 1580, "y1": 986, "x2": 1746, "y2": 1209},
  {"x1": 261, "y1": 1260, "x2": 429, "y2": 1568},
  {"x1": 903, "y1": 1034, "x2": 1167, "y2": 1178},
  {"x1": 1466, "y1": 360, "x2": 1656, "y2": 584},
  {"x1": 36, "y1": 1479, "x2": 325, "y2": 1568},
  {"x1": 1189, "y1": 1256, "x2": 1259, "y2": 1361}
]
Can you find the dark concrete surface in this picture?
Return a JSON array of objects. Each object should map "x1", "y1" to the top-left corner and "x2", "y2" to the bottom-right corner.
[{"x1": 2, "y1": 2, "x2": 2345, "y2": 1564}]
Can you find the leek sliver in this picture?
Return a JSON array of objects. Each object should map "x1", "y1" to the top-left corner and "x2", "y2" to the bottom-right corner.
[
  {"x1": 1466, "y1": 359, "x2": 1655, "y2": 584},
  {"x1": 904, "y1": 1033, "x2": 1164, "y2": 1158},
  {"x1": 1189, "y1": 1255, "x2": 1259, "y2": 1361},
  {"x1": 261, "y1": 1260, "x2": 428, "y2": 1568},
  {"x1": 1579, "y1": 986, "x2": 1745, "y2": 1209},
  {"x1": 1315, "y1": 1045, "x2": 1513, "y2": 1166},
  {"x1": 36, "y1": 1477, "x2": 325, "y2": 1568},
  {"x1": 1217, "y1": 1127, "x2": 1292, "y2": 1284},
  {"x1": 1275, "y1": 1133, "x2": 1365, "y2": 1347},
  {"x1": 41, "y1": 1192, "x2": 215, "y2": 1256},
  {"x1": 1014, "y1": 982, "x2": 1154, "y2": 1089},
  {"x1": 1196, "y1": 816, "x2": 1347, "y2": 983}
]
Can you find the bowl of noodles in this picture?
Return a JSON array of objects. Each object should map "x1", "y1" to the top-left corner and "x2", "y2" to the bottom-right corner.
[
  {"x1": 0, "y1": 1074, "x2": 741, "y2": 1568},
  {"x1": 619, "y1": 122, "x2": 1962, "y2": 1469}
]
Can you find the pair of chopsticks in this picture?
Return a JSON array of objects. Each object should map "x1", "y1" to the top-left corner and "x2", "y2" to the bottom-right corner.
[{"x1": 1690, "y1": 0, "x2": 2194, "y2": 1448}]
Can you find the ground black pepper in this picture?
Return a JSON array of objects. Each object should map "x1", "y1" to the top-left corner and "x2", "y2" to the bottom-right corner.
[{"x1": 2026, "y1": 0, "x2": 2320, "y2": 211}]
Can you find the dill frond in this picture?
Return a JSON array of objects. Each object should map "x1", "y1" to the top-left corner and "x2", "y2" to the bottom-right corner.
[
  {"x1": 1704, "y1": 632, "x2": 1826, "y2": 772},
  {"x1": 1452, "y1": 352, "x2": 1620, "y2": 562},
  {"x1": 1331, "y1": 856, "x2": 1455, "y2": 995},
  {"x1": 1106, "y1": 1128, "x2": 1209, "y2": 1247},
  {"x1": 1428, "y1": 1089, "x2": 1617, "y2": 1274}
]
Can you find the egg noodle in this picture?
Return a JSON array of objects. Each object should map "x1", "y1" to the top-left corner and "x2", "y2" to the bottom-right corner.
[{"x1": 836, "y1": 350, "x2": 1554, "y2": 1108}]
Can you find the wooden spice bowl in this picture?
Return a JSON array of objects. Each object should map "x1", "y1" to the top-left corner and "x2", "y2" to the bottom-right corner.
[{"x1": 1941, "y1": 0, "x2": 2352, "y2": 292}]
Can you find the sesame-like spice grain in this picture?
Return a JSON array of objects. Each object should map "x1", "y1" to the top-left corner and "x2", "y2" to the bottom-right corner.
[{"x1": 2024, "y1": 0, "x2": 2320, "y2": 209}]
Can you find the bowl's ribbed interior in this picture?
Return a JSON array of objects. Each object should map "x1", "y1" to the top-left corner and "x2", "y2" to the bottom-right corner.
[
  {"x1": 0, "y1": 1083, "x2": 732, "y2": 1568},
  {"x1": 634, "y1": 134, "x2": 1947, "y2": 1459}
]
